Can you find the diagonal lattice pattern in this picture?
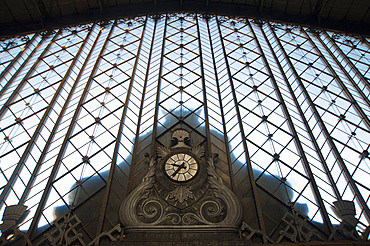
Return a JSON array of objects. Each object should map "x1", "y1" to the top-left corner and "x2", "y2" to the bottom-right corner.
[{"x1": 0, "y1": 14, "x2": 369, "y2": 244}]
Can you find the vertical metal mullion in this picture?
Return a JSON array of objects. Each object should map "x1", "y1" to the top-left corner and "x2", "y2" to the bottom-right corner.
[
  {"x1": 268, "y1": 22, "x2": 370, "y2": 222},
  {"x1": 0, "y1": 33, "x2": 38, "y2": 83},
  {"x1": 195, "y1": 15, "x2": 212, "y2": 155},
  {"x1": 250, "y1": 21, "x2": 333, "y2": 234},
  {"x1": 0, "y1": 30, "x2": 61, "y2": 119},
  {"x1": 306, "y1": 30, "x2": 370, "y2": 129},
  {"x1": 19, "y1": 24, "x2": 98, "y2": 206},
  {"x1": 258, "y1": 23, "x2": 342, "y2": 202},
  {"x1": 206, "y1": 16, "x2": 235, "y2": 191},
  {"x1": 0, "y1": 34, "x2": 41, "y2": 99},
  {"x1": 150, "y1": 14, "x2": 168, "y2": 155},
  {"x1": 0, "y1": 25, "x2": 94, "y2": 208},
  {"x1": 322, "y1": 31, "x2": 370, "y2": 92},
  {"x1": 94, "y1": 17, "x2": 148, "y2": 243},
  {"x1": 216, "y1": 15, "x2": 266, "y2": 234},
  {"x1": 126, "y1": 18, "x2": 158, "y2": 193},
  {"x1": 26, "y1": 22, "x2": 116, "y2": 238}
]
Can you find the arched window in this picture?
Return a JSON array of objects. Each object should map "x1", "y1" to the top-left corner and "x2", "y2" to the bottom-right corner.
[{"x1": 0, "y1": 13, "x2": 369, "y2": 245}]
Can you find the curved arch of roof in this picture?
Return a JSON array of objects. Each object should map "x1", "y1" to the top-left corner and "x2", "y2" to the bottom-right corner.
[{"x1": 0, "y1": 0, "x2": 369, "y2": 38}]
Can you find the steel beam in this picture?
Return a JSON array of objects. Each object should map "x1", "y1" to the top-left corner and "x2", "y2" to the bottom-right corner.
[
  {"x1": 26, "y1": 22, "x2": 115, "y2": 238},
  {"x1": 0, "y1": 26, "x2": 93, "y2": 208},
  {"x1": 307, "y1": 30, "x2": 370, "y2": 130},
  {"x1": 150, "y1": 14, "x2": 168, "y2": 155},
  {"x1": 251, "y1": 20, "x2": 333, "y2": 234},
  {"x1": 126, "y1": 17, "x2": 158, "y2": 194},
  {"x1": 19, "y1": 27, "x2": 98, "y2": 207},
  {"x1": 259, "y1": 24, "x2": 342, "y2": 203},
  {"x1": 195, "y1": 15, "x2": 212, "y2": 158},
  {"x1": 205, "y1": 15, "x2": 235, "y2": 191},
  {"x1": 0, "y1": 33, "x2": 38, "y2": 86},
  {"x1": 268, "y1": 22, "x2": 370, "y2": 222},
  {"x1": 94, "y1": 17, "x2": 148, "y2": 244},
  {"x1": 321, "y1": 30, "x2": 370, "y2": 94},
  {"x1": 0, "y1": 30, "x2": 61, "y2": 120},
  {"x1": 216, "y1": 15, "x2": 266, "y2": 235}
]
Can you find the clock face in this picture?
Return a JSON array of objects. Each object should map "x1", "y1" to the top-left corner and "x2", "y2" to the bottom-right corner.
[{"x1": 165, "y1": 153, "x2": 198, "y2": 182}]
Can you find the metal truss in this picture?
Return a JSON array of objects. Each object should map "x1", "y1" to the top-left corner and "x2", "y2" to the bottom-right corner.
[{"x1": 0, "y1": 14, "x2": 369, "y2": 245}]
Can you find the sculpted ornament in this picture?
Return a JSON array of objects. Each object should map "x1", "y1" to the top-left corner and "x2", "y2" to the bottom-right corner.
[
  {"x1": 0, "y1": 205, "x2": 32, "y2": 246},
  {"x1": 167, "y1": 186, "x2": 194, "y2": 204},
  {"x1": 191, "y1": 145, "x2": 205, "y2": 160},
  {"x1": 119, "y1": 129, "x2": 242, "y2": 233}
]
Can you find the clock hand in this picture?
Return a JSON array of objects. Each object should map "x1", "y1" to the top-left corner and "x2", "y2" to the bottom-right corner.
[
  {"x1": 171, "y1": 163, "x2": 184, "y2": 168},
  {"x1": 171, "y1": 162, "x2": 186, "y2": 177}
]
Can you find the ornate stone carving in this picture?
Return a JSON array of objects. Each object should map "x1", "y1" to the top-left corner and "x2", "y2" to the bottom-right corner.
[
  {"x1": 240, "y1": 222, "x2": 273, "y2": 244},
  {"x1": 191, "y1": 145, "x2": 205, "y2": 159},
  {"x1": 0, "y1": 205, "x2": 27, "y2": 234},
  {"x1": 120, "y1": 154, "x2": 241, "y2": 228},
  {"x1": 87, "y1": 224, "x2": 124, "y2": 245},
  {"x1": 167, "y1": 186, "x2": 194, "y2": 204},
  {"x1": 206, "y1": 154, "x2": 242, "y2": 226},
  {"x1": 119, "y1": 129, "x2": 243, "y2": 233},
  {"x1": 277, "y1": 207, "x2": 324, "y2": 243},
  {"x1": 240, "y1": 207, "x2": 325, "y2": 244},
  {"x1": 157, "y1": 146, "x2": 171, "y2": 159},
  {"x1": 119, "y1": 156, "x2": 156, "y2": 226},
  {"x1": 333, "y1": 200, "x2": 358, "y2": 228},
  {"x1": 42, "y1": 211, "x2": 83, "y2": 246},
  {"x1": 329, "y1": 200, "x2": 361, "y2": 241},
  {"x1": 171, "y1": 129, "x2": 191, "y2": 149},
  {"x1": 0, "y1": 205, "x2": 31, "y2": 246}
]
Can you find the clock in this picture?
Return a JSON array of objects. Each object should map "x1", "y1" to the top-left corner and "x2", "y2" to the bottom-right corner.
[{"x1": 165, "y1": 153, "x2": 198, "y2": 182}]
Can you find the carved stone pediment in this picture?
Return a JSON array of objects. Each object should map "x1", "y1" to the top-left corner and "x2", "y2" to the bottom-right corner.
[{"x1": 119, "y1": 129, "x2": 242, "y2": 233}]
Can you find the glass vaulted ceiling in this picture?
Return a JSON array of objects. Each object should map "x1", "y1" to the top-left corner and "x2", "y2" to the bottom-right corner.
[{"x1": 0, "y1": 13, "x2": 369, "y2": 243}]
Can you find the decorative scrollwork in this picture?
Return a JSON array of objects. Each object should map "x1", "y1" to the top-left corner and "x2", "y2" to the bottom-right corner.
[
  {"x1": 171, "y1": 129, "x2": 191, "y2": 148},
  {"x1": 98, "y1": 20, "x2": 111, "y2": 27},
  {"x1": 87, "y1": 224, "x2": 124, "y2": 245},
  {"x1": 191, "y1": 145, "x2": 205, "y2": 159},
  {"x1": 329, "y1": 200, "x2": 362, "y2": 241},
  {"x1": 119, "y1": 156, "x2": 157, "y2": 226},
  {"x1": 200, "y1": 200, "x2": 226, "y2": 223},
  {"x1": 135, "y1": 17, "x2": 146, "y2": 24},
  {"x1": 40, "y1": 30, "x2": 56, "y2": 37},
  {"x1": 0, "y1": 205, "x2": 32, "y2": 245},
  {"x1": 164, "y1": 213, "x2": 182, "y2": 225},
  {"x1": 167, "y1": 186, "x2": 194, "y2": 204},
  {"x1": 120, "y1": 145, "x2": 242, "y2": 231},
  {"x1": 43, "y1": 211, "x2": 83, "y2": 246},
  {"x1": 200, "y1": 14, "x2": 213, "y2": 21},
  {"x1": 150, "y1": 14, "x2": 164, "y2": 21},
  {"x1": 182, "y1": 213, "x2": 206, "y2": 225},
  {"x1": 137, "y1": 199, "x2": 163, "y2": 224},
  {"x1": 157, "y1": 146, "x2": 171, "y2": 159},
  {"x1": 277, "y1": 207, "x2": 324, "y2": 243},
  {"x1": 240, "y1": 222, "x2": 274, "y2": 244},
  {"x1": 252, "y1": 19, "x2": 265, "y2": 26},
  {"x1": 217, "y1": 15, "x2": 230, "y2": 23},
  {"x1": 205, "y1": 154, "x2": 242, "y2": 226}
]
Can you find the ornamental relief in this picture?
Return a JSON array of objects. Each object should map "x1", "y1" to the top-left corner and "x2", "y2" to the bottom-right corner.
[
  {"x1": 119, "y1": 128, "x2": 242, "y2": 231},
  {"x1": 135, "y1": 186, "x2": 228, "y2": 226}
]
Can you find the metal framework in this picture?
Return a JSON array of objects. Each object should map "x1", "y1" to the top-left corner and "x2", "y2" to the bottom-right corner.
[{"x1": 0, "y1": 13, "x2": 369, "y2": 245}]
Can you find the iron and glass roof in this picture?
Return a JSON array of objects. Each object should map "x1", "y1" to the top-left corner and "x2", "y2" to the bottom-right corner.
[
  {"x1": 0, "y1": 12, "x2": 369, "y2": 245},
  {"x1": 0, "y1": 0, "x2": 370, "y2": 37}
]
